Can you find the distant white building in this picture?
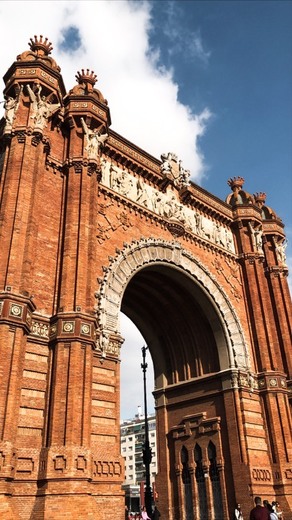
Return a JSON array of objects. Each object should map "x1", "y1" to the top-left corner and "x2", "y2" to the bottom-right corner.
[{"x1": 121, "y1": 407, "x2": 157, "y2": 511}]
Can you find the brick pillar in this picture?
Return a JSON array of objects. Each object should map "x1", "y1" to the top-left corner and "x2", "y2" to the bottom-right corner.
[
  {"x1": 0, "y1": 293, "x2": 35, "y2": 517},
  {"x1": 231, "y1": 205, "x2": 292, "y2": 513}
]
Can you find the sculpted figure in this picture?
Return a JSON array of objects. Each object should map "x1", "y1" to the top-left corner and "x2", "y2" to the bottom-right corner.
[
  {"x1": 275, "y1": 239, "x2": 287, "y2": 265},
  {"x1": 27, "y1": 83, "x2": 60, "y2": 130},
  {"x1": 98, "y1": 331, "x2": 109, "y2": 357},
  {"x1": 225, "y1": 229, "x2": 233, "y2": 251},
  {"x1": 163, "y1": 194, "x2": 184, "y2": 221},
  {"x1": 249, "y1": 222, "x2": 263, "y2": 252},
  {"x1": 81, "y1": 117, "x2": 108, "y2": 159},
  {"x1": 160, "y1": 153, "x2": 172, "y2": 175},
  {"x1": 136, "y1": 178, "x2": 150, "y2": 207},
  {"x1": 109, "y1": 164, "x2": 124, "y2": 191},
  {"x1": 152, "y1": 190, "x2": 163, "y2": 214},
  {"x1": 117, "y1": 170, "x2": 132, "y2": 196},
  {"x1": 3, "y1": 85, "x2": 23, "y2": 131},
  {"x1": 194, "y1": 212, "x2": 202, "y2": 235},
  {"x1": 214, "y1": 222, "x2": 226, "y2": 247},
  {"x1": 178, "y1": 160, "x2": 191, "y2": 188}
]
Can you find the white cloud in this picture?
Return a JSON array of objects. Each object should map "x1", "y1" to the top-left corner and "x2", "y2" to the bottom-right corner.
[{"x1": 0, "y1": 0, "x2": 212, "y2": 183}]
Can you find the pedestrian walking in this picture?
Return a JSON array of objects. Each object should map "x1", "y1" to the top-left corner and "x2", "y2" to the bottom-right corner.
[{"x1": 249, "y1": 497, "x2": 269, "y2": 520}]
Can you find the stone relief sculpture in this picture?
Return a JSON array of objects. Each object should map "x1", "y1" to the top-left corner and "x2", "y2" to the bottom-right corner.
[
  {"x1": 163, "y1": 194, "x2": 184, "y2": 222},
  {"x1": 151, "y1": 190, "x2": 163, "y2": 215},
  {"x1": 160, "y1": 152, "x2": 173, "y2": 175},
  {"x1": 99, "y1": 159, "x2": 235, "y2": 253},
  {"x1": 178, "y1": 160, "x2": 191, "y2": 188},
  {"x1": 274, "y1": 238, "x2": 287, "y2": 265},
  {"x1": 81, "y1": 117, "x2": 108, "y2": 159},
  {"x1": 97, "y1": 330, "x2": 109, "y2": 357},
  {"x1": 214, "y1": 222, "x2": 226, "y2": 247},
  {"x1": 3, "y1": 85, "x2": 23, "y2": 132},
  {"x1": 27, "y1": 84, "x2": 60, "y2": 131},
  {"x1": 160, "y1": 152, "x2": 190, "y2": 188},
  {"x1": 136, "y1": 178, "x2": 151, "y2": 208},
  {"x1": 248, "y1": 222, "x2": 263, "y2": 253}
]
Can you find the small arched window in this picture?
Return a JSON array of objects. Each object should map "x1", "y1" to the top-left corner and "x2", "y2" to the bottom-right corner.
[
  {"x1": 194, "y1": 443, "x2": 208, "y2": 519},
  {"x1": 208, "y1": 441, "x2": 223, "y2": 519},
  {"x1": 181, "y1": 446, "x2": 194, "y2": 520}
]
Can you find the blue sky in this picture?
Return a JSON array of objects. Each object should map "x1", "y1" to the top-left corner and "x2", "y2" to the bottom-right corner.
[
  {"x1": 149, "y1": 1, "x2": 292, "y2": 217},
  {"x1": 0, "y1": 0, "x2": 291, "y2": 419}
]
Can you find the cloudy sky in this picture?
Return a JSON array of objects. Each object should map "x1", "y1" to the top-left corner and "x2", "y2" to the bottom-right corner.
[{"x1": 0, "y1": 1, "x2": 291, "y2": 419}]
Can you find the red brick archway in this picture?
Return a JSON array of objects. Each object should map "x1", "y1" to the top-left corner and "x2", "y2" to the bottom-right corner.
[{"x1": 0, "y1": 36, "x2": 291, "y2": 520}]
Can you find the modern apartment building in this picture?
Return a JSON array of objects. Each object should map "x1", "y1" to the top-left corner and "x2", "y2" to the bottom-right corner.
[{"x1": 121, "y1": 407, "x2": 157, "y2": 511}]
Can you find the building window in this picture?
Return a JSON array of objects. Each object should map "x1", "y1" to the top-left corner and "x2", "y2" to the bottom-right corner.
[
  {"x1": 208, "y1": 441, "x2": 223, "y2": 520},
  {"x1": 195, "y1": 443, "x2": 207, "y2": 520},
  {"x1": 181, "y1": 446, "x2": 194, "y2": 520}
]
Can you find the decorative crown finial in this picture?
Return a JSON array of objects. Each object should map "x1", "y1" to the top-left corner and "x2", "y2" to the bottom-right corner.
[
  {"x1": 227, "y1": 176, "x2": 245, "y2": 190},
  {"x1": 29, "y1": 35, "x2": 53, "y2": 56},
  {"x1": 75, "y1": 69, "x2": 98, "y2": 87},
  {"x1": 254, "y1": 192, "x2": 266, "y2": 204}
]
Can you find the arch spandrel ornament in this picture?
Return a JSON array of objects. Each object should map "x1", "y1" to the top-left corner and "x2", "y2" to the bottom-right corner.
[{"x1": 95, "y1": 238, "x2": 250, "y2": 371}]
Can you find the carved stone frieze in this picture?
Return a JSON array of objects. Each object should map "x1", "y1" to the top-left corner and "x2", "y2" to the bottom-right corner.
[
  {"x1": 100, "y1": 158, "x2": 236, "y2": 254},
  {"x1": 95, "y1": 329, "x2": 123, "y2": 359},
  {"x1": 229, "y1": 370, "x2": 258, "y2": 391},
  {"x1": 31, "y1": 320, "x2": 49, "y2": 339},
  {"x1": 257, "y1": 373, "x2": 287, "y2": 392}
]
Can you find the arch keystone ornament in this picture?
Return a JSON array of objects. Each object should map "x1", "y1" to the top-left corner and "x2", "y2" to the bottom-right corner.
[{"x1": 0, "y1": 37, "x2": 291, "y2": 520}]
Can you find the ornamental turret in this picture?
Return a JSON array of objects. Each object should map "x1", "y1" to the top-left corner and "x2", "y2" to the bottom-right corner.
[{"x1": 1, "y1": 35, "x2": 65, "y2": 139}]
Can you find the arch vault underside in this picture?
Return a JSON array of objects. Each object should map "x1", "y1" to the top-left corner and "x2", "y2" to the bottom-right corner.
[{"x1": 96, "y1": 238, "x2": 250, "y2": 372}]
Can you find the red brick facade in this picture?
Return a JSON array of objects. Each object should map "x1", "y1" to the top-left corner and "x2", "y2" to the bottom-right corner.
[{"x1": 0, "y1": 36, "x2": 291, "y2": 520}]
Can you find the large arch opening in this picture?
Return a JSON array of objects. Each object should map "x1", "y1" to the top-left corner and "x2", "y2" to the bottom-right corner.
[
  {"x1": 121, "y1": 263, "x2": 227, "y2": 391},
  {"x1": 119, "y1": 262, "x2": 231, "y2": 518},
  {"x1": 98, "y1": 239, "x2": 250, "y2": 518}
]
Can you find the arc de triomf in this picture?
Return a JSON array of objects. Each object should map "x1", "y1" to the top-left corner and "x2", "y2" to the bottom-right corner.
[{"x1": 0, "y1": 36, "x2": 291, "y2": 520}]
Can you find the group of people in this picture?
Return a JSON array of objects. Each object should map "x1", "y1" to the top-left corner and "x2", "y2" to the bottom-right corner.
[
  {"x1": 234, "y1": 496, "x2": 283, "y2": 520},
  {"x1": 125, "y1": 505, "x2": 160, "y2": 520}
]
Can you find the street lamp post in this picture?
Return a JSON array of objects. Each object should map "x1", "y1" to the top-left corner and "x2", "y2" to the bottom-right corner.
[{"x1": 141, "y1": 345, "x2": 152, "y2": 517}]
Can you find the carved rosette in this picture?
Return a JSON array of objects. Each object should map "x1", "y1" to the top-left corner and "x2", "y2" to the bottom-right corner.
[
  {"x1": 48, "y1": 313, "x2": 96, "y2": 347},
  {"x1": 0, "y1": 292, "x2": 35, "y2": 333}
]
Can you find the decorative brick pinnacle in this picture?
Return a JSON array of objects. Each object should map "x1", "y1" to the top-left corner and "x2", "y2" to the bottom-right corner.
[
  {"x1": 254, "y1": 192, "x2": 266, "y2": 204},
  {"x1": 29, "y1": 35, "x2": 53, "y2": 56},
  {"x1": 227, "y1": 176, "x2": 245, "y2": 191},
  {"x1": 76, "y1": 69, "x2": 98, "y2": 86}
]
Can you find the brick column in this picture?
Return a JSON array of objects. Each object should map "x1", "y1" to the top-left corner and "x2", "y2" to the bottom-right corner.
[{"x1": 0, "y1": 292, "x2": 35, "y2": 517}]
